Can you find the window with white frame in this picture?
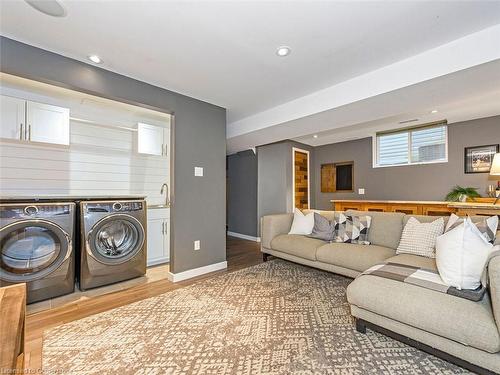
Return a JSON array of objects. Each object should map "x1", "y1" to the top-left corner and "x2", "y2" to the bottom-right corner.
[{"x1": 374, "y1": 122, "x2": 448, "y2": 167}]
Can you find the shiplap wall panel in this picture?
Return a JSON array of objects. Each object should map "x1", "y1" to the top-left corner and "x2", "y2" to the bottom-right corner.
[
  {"x1": 0, "y1": 157, "x2": 166, "y2": 176},
  {"x1": 0, "y1": 80, "x2": 170, "y2": 205}
]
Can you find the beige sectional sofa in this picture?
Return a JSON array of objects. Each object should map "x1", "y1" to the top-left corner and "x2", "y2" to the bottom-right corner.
[{"x1": 261, "y1": 209, "x2": 500, "y2": 374}]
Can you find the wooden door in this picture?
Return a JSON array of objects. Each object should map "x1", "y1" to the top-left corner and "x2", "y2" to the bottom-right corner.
[
  {"x1": 293, "y1": 148, "x2": 309, "y2": 209},
  {"x1": 391, "y1": 205, "x2": 419, "y2": 215},
  {"x1": 365, "y1": 204, "x2": 388, "y2": 212},
  {"x1": 422, "y1": 205, "x2": 455, "y2": 216}
]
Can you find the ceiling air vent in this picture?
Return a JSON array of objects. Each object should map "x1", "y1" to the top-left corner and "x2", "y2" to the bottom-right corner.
[{"x1": 398, "y1": 118, "x2": 419, "y2": 124}]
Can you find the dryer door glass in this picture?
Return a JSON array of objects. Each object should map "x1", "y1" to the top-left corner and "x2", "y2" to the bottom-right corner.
[
  {"x1": 89, "y1": 214, "x2": 144, "y2": 263},
  {"x1": 0, "y1": 221, "x2": 68, "y2": 277}
]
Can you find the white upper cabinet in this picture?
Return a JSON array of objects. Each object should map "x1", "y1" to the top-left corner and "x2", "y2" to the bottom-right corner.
[
  {"x1": 0, "y1": 95, "x2": 25, "y2": 141},
  {"x1": 27, "y1": 101, "x2": 70, "y2": 145},
  {"x1": 0, "y1": 95, "x2": 70, "y2": 146},
  {"x1": 137, "y1": 122, "x2": 168, "y2": 156}
]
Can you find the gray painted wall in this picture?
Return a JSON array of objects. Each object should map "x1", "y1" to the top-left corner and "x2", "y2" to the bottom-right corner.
[
  {"x1": 227, "y1": 150, "x2": 258, "y2": 237},
  {"x1": 0, "y1": 37, "x2": 227, "y2": 274},
  {"x1": 314, "y1": 115, "x2": 500, "y2": 210},
  {"x1": 257, "y1": 142, "x2": 289, "y2": 227},
  {"x1": 256, "y1": 140, "x2": 315, "y2": 235}
]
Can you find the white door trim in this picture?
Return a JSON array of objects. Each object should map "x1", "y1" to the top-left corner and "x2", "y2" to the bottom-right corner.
[{"x1": 292, "y1": 147, "x2": 310, "y2": 210}]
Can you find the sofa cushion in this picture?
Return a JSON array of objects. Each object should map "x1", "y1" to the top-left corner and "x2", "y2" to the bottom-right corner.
[
  {"x1": 403, "y1": 214, "x2": 450, "y2": 227},
  {"x1": 270, "y1": 234, "x2": 326, "y2": 261},
  {"x1": 489, "y1": 254, "x2": 500, "y2": 334},
  {"x1": 347, "y1": 275, "x2": 500, "y2": 353},
  {"x1": 316, "y1": 243, "x2": 395, "y2": 272},
  {"x1": 346, "y1": 210, "x2": 404, "y2": 249},
  {"x1": 403, "y1": 214, "x2": 488, "y2": 229},
  {"x1": 386, "y1": 254, "x2": 437, "y2": 271}
]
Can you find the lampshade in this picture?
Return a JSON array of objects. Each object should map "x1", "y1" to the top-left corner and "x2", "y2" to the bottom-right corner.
[{"x1": 490, "y1": 153, "x2": 500, "y2": 176}]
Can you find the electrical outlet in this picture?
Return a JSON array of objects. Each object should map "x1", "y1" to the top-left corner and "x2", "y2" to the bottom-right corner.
[
  {"x1": 358, "y1": 188, "x2": 365, "y2": 195},
  {"x1": 194, "y1": 240, "x2": 201, "y2": 250},
  {"x1": 194, "y1": 167, "x2": 204, "y2": 177}
]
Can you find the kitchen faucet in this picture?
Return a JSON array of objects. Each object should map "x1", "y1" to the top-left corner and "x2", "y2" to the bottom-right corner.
[{"x1": 160, "y1": 183, "x2": 171, "y2": 208}]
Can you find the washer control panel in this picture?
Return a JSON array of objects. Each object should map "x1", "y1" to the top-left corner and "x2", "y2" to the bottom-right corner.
[{"x1": 85, "y1": 201, "x2": 144, "y2": 213}]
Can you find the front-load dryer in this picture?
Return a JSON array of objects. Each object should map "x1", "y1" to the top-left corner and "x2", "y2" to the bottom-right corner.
[
  {"x1": 0, "y1": 202, "x2": 76, "y2": 303},
  {"x1": 79, "y1": 200, "x2": 146, "y2": 290}
]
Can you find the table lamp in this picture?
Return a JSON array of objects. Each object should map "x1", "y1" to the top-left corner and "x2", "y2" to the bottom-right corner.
[{"x1": 490, "y1": 153, "x2": 500, "y2": 205}]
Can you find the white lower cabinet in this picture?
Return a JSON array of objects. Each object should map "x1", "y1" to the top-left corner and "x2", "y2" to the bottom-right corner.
[{"x1": 147, "y1": 208, "x2": 170, "y2": 266}]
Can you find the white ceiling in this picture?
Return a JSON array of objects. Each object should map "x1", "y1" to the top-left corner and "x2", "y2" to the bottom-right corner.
[{"x1": 1, "y1": 1, "x2": 500, "y2": 153}]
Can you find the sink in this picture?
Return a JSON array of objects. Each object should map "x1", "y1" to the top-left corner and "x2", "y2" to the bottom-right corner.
[{"x1": 148, "y1": 204, "x2": 170, "y2": 209}]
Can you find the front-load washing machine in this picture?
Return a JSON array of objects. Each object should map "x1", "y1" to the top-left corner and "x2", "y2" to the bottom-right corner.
[
  {"x1": 0, "y1": 202, "x2": 76, "y2": 303},
  {"x1": 79, "y1": 200, "x2": 146, "y2": 290}
]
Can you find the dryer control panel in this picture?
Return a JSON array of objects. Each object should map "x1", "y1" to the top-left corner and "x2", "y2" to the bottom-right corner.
[{"x1": 0, "y1": 203, "x2": 73, "y2": 219}]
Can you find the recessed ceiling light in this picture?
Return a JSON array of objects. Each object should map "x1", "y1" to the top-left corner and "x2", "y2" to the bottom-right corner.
[
  {"x1": 25, "y1": 0, "x2": 67, "y2": 17},
  {"x1": 276, "y1": 46, "x2": 291, "y2": 57},
  {"x1": 431, "y1": 109, "x2": 438, "y2": 114},
  {"x1": 88, "y1": 55, "x2": 103, "y2": 64},
  {"x1": 313, "y1": 134, "x2": 318, "y2": 139}
]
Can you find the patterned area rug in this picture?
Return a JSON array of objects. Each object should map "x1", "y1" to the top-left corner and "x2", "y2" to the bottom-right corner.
[{"x1": 43, "y1": 259, "x2": 470, "y2": 374}]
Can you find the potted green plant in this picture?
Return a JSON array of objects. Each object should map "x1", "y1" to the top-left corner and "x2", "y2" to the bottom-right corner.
[{"x1": 445, "y1": 186, "x2": 481, "y2": 202}]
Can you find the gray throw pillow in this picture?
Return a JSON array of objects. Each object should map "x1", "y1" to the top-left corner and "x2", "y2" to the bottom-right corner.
[{"x1": 308, "y1": 212, "x2": 335, "y2": 241}]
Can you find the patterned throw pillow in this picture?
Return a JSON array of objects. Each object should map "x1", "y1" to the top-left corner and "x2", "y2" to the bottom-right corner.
[
  {"x1": 445, "y1": 213, "x2": 498, "y2": 244},
  {"x1": 308, "y1": 213, "x2": 335, "y2": 241},
  {"x1": 333, "y1": 213, "x2": 372, "y2": 245},
  {"x1": 397, "y1": 217, "x2": 444, "y2": 258}
]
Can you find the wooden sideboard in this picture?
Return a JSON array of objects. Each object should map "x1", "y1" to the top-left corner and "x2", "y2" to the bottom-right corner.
[
  {"x1": 0, "y1": 284, "x2": 26, "y2": 373},
  {"x1": 447, "y1": 202, "x2": 500, "y2": 217},
  {"x1": 331, "y1": 199, "x2": 499, "y2": 217}
]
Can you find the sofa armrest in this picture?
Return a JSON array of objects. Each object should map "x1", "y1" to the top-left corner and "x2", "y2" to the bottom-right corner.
[
  {"x1": 489, "y1": 248, "x2": 500, "y2": 334},
  {"x1": 260, "y1": 213, "x2": 293, "y2": 250}
]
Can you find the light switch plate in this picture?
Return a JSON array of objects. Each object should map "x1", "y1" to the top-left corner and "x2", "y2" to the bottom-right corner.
[
  {"x1": 194, "y1": 240, "x2": 201, "y2": 250},
  {"x1": 194, "y1": 167, "x2": 204, "y2": 177},
  {"x1": 358, "y1": 188, "x2": 365, "y2": 195}
]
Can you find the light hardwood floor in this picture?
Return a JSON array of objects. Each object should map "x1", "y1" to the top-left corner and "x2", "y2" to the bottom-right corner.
[{"x1": 24, "y1": 236, "x2": 262, "y2": 372}]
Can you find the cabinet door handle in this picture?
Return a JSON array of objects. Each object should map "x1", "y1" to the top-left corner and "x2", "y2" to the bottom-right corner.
[
  {"x1": 162, "y1": 222, "x2": 165, "y2": 235},
  {"x1": 28, "y1": 124, "x2": 31, "y2": 141},
  {"x1": 20, "y1": 124, "x2": 23, "y2": 140}
]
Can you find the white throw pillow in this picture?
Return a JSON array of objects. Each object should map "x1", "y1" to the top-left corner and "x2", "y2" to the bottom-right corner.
[
  {"x1": 396, "y1": 217, "x2": 444, "y2": 258},
  {"x1": 436, "y1": 217, "x2": 495, "y2": 290},
  {"x1": 445, "y1": 213, "x2": 498, "y2": 244},
  {"x1": 288, "y1": 208, "x2": 315, "y2": 235}
]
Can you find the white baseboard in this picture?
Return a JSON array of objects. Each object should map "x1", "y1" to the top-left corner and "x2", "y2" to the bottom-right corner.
[
  {"x1": 167, "y1": 261, "x2": 227, "y2": 282},
  {"x1": 227, "y1": 231, "x2": 261, "y2": 242}
]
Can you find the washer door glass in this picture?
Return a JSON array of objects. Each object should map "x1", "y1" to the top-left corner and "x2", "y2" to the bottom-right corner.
[
  {"x1": 0, "y1": 220, "x2": 69, "y2": 280},
  {"x1": 89, "y1": 214, "x2": 144, "y2": 263}
]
